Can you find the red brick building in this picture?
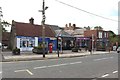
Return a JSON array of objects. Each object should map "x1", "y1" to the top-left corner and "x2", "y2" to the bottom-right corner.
[{"x1": 84, "y1": 30, "x2": 109, "y2": 51}]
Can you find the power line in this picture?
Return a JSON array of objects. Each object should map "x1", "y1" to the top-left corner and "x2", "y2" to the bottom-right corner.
[{"x1": 55, "y1": 0, "x2": 119, "y2": 22}]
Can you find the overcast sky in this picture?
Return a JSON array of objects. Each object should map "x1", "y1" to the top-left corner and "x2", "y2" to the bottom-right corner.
[{"x1": 0, "y1": 0, "x2": 119, "y2": 34}]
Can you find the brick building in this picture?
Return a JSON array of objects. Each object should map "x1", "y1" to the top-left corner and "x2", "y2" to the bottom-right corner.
[{"x1": 84, "y1": 30, "x2": 109, "y2": 51}]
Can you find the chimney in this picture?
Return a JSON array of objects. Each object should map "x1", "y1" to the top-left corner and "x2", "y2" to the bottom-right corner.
[
  {"x1": 69, "y1": 23, "x2": 71, "y2": 27},
  {"x1": 64, "y1": 24, "x2": 68, "y2": 30},
  {"x1": 73, "y1": 24, "x2": 76, "y2": 30},
  {"x1": 29, "y1": 17, "x2": 34, "y2": 24}
]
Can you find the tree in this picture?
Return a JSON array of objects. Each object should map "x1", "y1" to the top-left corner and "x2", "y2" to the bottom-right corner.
[
  {"x1": 1, "y1": 20, "x2": 10, "y2": 32},
  {"x1": 84, "y1": 26, "x2": 91, "y2": 30},
  {"x1": 94, "y1": 26, "x2": 103, "y2": 30},
  {"x1": 108, "y1": 30, "x2": 119, "y2": 46}
]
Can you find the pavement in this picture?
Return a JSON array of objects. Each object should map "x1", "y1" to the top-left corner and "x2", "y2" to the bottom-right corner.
[{"x1": 1, "y1": 50, "x2": 112, "y2": 62}]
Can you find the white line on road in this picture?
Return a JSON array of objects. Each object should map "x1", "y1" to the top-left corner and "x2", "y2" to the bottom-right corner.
[
  {"x1": 69, "y1": 61, "x2": 82, "y2": 64},
  {"x1": 34, "y1": 66, "x2": 47, "y2": 69},
  {"x1": 113, "y1": 71, "x2": 118, "y2": 74},
  {"x1": 14, "y1": 69, "x2": 27, "y2": 72},
  {"x1": 93, "y1": 57, "x2": 113, "y2": 61},
  {"x1": 26, "y1": 70, "x2": 34, "y2": 75},
  {"x1": 0, "y1": 71, "x2": 2, "y2": 74},
  {"x1": 14, "y1": 69, "x2": 34, "y2": 75},
  {"x1": 101, "y1": 74, "x2": 109, "y2": 78},
  {"x1": 34, "y1": 61, "x2": 82, "y2": 69}
]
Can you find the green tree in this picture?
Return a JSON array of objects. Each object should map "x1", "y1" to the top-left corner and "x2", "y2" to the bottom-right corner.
[
  {"x1": 108, "y1": 30, "x2": 119, "y2": 46},
  {"x1": 94, "y1": 26, "x2": 103, "y2": 30},
  {"x1": 84, "y1": 26, "x2": 91, "y2": 30},
  {"x1": 0, "y1": 20, "x2": 10, "y2": 32}
]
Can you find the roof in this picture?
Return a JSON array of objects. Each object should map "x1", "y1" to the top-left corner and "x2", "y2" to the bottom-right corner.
[
  {"x1": 12, "y1": 21, "x2": 55, "y2": 37},
  {"x1": 55, "y1": 30, "x2": 72, "y2": 37},
  {"x1": 46, "y1": 24, "x2": 61, "y2": 30}
]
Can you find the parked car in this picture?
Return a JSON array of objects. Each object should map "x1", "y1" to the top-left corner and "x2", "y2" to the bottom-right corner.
[{"x1": 117, "y1": 46, "x2": 120, "y2": 53}]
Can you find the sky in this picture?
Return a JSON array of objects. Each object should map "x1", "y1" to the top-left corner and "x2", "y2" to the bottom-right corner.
[{"x1": 0, "y1": 0, "x2": 119, "y2": 34}]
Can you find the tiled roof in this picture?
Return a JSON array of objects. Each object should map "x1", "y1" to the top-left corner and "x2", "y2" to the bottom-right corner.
[{"x1": 12, "y1": 21, "x2": 55, "y2": 37}]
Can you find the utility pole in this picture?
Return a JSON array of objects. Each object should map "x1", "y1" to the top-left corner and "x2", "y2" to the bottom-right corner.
[
  {"x1": 92, "y1": 34, "x2": 94, "y2": 54},
  {"x1": 39, "y1": 0, "x2": 48, "y2": 58},
  {"x1": 0, "y1": 7, "x2": 3, "y2": 49}
]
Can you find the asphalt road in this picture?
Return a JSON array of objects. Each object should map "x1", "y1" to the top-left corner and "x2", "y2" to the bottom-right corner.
[{"x1": 1, "y1": 52, "x2": 118, "y2": 78}]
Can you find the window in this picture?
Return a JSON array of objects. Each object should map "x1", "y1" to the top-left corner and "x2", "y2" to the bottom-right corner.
[
  {"x1": 20, "y1": 37, "x2": 35, "y2": 48},
  {"x1": 104, "y1": 32, "x2": 106, "y2": 38},
  {"x1": 99, "y1": 32, "x2": 102, "y2": 38}
]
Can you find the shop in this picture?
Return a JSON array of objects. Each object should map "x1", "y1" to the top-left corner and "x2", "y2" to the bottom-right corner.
[
  {"x1": 16, "y1": 36, "x2": 57, "y2": 51},
  {"x1": 76, "y1": 37, "x2": 90, "y2": 48}
]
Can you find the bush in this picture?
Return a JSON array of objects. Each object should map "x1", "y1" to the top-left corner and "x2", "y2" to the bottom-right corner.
[
  {"x1": 72, "y1": 47, "x2": 78, "y2": 52},
  {"x1": 12, "y1": 47, "x2": 20, "y2": 55},
  {"x1": 32, "y1": 46, "x2": 48, "y2": 54}
]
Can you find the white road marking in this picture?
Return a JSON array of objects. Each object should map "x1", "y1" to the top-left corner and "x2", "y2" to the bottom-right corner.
[
  {"x1": 34, "y1": 66, "x2": 47, "y2": 69},
  {"x1": 93, "y1": 57, "x2": 113, "y2": 61},
  {"x1": 34, "y1": 61, "x2": 82, "y2": 69},
  {"x1": 101, "y1": 74, "x2": 109, "y2": 78},
  {"x1": 26, "y1": 70, "x2": 34, "y2": 75},
  {"x1": 14, "y1": 69, "x2": 33, "y2": 75},
  {"x1": 113, "y1": 71, "x2": 118, "y2": 74},
  {"x1": 69, "y1": 61, "x2": 82, "y2": 64},
  {"x1": 47, "y1": 64, "x2": 61, "y2": 67},
  {"x1": 14, "y1": 69, "x2": 27, "y2": 72},
  {"x1": 0, "y1": 71, "x2": 2, "y2": 74}
]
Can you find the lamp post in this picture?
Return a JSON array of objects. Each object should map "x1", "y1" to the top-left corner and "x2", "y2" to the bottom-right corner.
[
  {"x1": 39, "y1": 0, "x2": 48, "y2": 58},
  {"x1": 92, "y1": 34, "x2": 94, "y2": 54}
]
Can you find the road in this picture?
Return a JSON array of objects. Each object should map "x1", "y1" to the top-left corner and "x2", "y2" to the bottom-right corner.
[{"x1": 1, "y1": 52, "x2": 118, "y2": 78}]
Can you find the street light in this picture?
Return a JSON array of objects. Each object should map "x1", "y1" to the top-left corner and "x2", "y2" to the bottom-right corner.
[{"x1": 39, "y1": 0, "x2": 48, "y2": 58}]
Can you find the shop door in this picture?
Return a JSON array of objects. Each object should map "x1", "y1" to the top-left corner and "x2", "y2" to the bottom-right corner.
[{"x1": 21, "y1": 39, "x2": 29, "y2": 51}]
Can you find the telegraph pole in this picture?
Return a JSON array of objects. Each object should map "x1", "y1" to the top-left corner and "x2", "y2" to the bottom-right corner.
[
  {"x1": 39, "y1": 0, "x2": 48, "y2": 58},
  {"x1": 0, "y1": 7, "x2": 3, "y2": 49},
  {"x1": 42, "y1": 0, "x2": 45, "y2": 58}
]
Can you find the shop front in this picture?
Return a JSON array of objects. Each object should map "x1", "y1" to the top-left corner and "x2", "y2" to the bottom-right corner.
[
  {"x1": 16, "y1": 36, "x2": 38, "y2": 51},
  {"x1": 16, "y1": 36, "x2": 57, "y2": 52},
  {"x1": 76, "y1": 37, "x2": 90, "y2": 49}
]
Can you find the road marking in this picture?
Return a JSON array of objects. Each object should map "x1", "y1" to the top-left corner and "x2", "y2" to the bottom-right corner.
[
  {"x1": 101, "y1": 74, "x2": 109, "y2": 78},
  {"x1": 34, "y1": 66, "x2": 47, "y2": 69},
  {"x1": 14, "y1": 69, "x2": 27, "y2": 72},
  {"x1": 34, "y1": 61, "x2": 82, "y2": 69},
  {"x1": 26, "y1": 70, "x2": 34, "y2": 75},
  {"x1": 113, "y1": 71, "x2": 118, "y2": 74},
  {"x1": 14, "y1": 69, "x2": 33, "y2": 75},
  {"x1": 93, "y1": 57, "x2": 113, "y2": 61},
  {"x1": 0, "y1": 71, "x2": 2, "y2": 74},
  {"x1": 69, "y1": 61, "x2": 82, "y2": 64},
  {"x1": 47, "y1": 64, "x2": 62, "y2": 67}
]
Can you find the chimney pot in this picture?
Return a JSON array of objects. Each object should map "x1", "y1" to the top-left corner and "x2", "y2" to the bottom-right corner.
[{"x1": 29, "y1": 17, "x2": 34, "y2": 24}]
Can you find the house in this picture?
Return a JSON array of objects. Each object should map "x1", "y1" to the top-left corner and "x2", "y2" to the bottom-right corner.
[
  {"x1": 48, "y1": 24, "x2": 74, "y2": 50},
  {"x1": 84, "y1": 30, "x2": 109, "y2": 51},
  {"x1": 64, "y1": 23, "x2": 90, "y2": 48},
  {"x1": 9, "y1": 18, "x2": 57, "y2": 51}
]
